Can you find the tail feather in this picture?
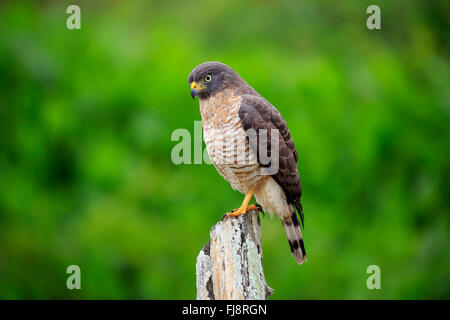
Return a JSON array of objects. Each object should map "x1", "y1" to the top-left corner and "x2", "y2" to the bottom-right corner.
[
  {"x1": 293, "y1": 199, "x2": 304, "y2": 229},
  {"x1": 282, "y1": 206, "x2": 307, "y2": 264}
]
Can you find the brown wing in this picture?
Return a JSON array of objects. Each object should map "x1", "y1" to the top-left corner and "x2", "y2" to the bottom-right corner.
[{"x1": 238, "y1": 95, "x2": 304, "y2": 227}]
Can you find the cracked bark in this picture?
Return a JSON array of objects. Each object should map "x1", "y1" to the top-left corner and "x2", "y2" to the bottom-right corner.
[{"x1": 196, "y1": 210, "x2": 273, "y2": 300}]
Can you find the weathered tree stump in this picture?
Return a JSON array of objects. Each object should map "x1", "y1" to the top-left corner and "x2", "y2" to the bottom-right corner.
[{"x1": 196, "y1": 210, "x2": 273, "y2": 300}]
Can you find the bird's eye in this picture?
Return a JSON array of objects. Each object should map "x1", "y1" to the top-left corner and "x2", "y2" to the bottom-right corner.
[{"x1": 204, "y1": 74, "x2": 213, "y2": 82}]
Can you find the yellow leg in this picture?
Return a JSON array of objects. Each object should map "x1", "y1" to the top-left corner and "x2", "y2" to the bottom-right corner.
[{"x1": 223, "y1": 187, "x2": 257, "y2": 219}]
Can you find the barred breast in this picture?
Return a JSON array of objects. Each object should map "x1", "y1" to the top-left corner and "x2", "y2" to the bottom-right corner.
[{"x1": 199, "y1": 89, "x2": 264, "y2": 194}]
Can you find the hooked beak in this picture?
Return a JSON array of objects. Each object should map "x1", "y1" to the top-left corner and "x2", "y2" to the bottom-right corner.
[
  {"x1": 190, "y1": 81, "x2": 204, "y2": 99},
  {"x1": 191, "y1": 88, "x2": 198, "y2": 99}
]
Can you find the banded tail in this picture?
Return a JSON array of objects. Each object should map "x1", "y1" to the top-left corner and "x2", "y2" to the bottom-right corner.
[{"x1": 282, "y1": 205, "x2": 307, "y2": 264}]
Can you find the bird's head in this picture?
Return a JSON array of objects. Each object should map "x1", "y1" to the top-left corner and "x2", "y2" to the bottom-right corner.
[{"x1": 188, "y1": 62, "x2": 240, "y2": 100}]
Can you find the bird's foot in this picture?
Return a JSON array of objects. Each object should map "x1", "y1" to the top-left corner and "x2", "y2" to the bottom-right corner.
[
  {"x1": 255, "y1": 203, "x2": 265, "y2": 218},
  {"x1": 221, "y1": 204, "x2": 259, "y2": 220}
]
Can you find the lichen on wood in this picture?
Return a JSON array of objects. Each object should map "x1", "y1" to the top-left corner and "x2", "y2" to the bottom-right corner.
[{"x1": 196, "y1": 210, "x2": 273, "y2": 300}]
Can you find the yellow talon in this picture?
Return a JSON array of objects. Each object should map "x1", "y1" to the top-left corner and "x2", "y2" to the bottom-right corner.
[
  {"x1": 223, "y1": 188, "x2": 257, "y2": 219},
  {"x1": 225, "y1": 204, "x2": 258, "y2": 218}
]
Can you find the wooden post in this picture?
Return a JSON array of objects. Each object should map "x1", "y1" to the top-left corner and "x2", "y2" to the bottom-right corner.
[{"x1": 196, "y1": 210, "x2": 273, "y2": 300}]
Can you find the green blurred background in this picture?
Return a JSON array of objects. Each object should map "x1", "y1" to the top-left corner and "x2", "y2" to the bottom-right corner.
[{"x1": 0, "y1": 0, "x2": 449, "y2": 299}]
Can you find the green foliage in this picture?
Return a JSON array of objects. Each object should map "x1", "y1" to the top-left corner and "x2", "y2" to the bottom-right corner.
[{"x1": 0, "y1": 0, "x2": 448, "y2": 299}]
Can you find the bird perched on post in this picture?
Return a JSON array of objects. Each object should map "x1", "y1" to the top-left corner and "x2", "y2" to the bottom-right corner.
[{"x1": 188, "y1": 62, "x2": 306, "y2": 264}]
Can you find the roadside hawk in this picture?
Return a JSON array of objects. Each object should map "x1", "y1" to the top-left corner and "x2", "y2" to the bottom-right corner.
[{"x1": 188, "y1": 61, "x2": 306, "y2": 264}]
